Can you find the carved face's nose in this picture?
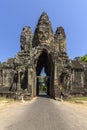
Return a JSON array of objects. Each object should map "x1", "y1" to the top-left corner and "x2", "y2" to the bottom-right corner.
[{"x1": 42, "y1": 33, "x2": 46, "y2": 37}]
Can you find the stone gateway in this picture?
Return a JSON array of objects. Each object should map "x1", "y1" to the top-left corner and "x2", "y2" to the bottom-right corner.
[{"x1": 0, "y1": 12, "x2": 87, "y2": 98}]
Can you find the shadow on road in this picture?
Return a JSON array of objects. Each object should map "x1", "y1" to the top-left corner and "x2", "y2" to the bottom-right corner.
[
  {"x1": 37, "y1": 93, "x2": 53, "y2": 99},
  {"x1": 37, "y1": 95, "x2": 50, "y2": 98}
]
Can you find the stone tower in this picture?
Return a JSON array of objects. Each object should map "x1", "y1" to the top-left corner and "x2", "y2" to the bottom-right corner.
[{"x1": 0, "y1": 12, "x2": 87, "y2": 98}]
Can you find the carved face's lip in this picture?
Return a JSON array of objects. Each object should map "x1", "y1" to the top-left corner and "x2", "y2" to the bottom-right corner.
[
  {"x1": 40, "y1": 40, "x2": 48, "y2": 44},
  {"x1": 39, "y1": 39, "x2": 46, "y2": 42},
  {"x1": 38, "y1": 42, "x2": 47, "y2": 45}
]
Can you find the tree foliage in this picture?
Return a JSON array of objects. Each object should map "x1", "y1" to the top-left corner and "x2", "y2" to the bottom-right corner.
[{"x1": 74, "y1": 55, "x2": 87, "y2": 62}]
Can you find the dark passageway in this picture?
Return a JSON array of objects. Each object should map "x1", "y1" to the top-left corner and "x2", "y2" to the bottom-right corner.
[{"x1": 36, "y1": 50, "x2": 54, "y2": 97}]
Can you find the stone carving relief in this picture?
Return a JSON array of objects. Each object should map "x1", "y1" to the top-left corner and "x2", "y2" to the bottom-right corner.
[
  {"x1": 20, "y1": 26, "x2": 32, "y2": 52},
  {"x1": 55, "y1": 27, "x2": 66, "y2": 53},
  {"x1": 33, "y1": 12, "x2": 54, "y2": 46}
]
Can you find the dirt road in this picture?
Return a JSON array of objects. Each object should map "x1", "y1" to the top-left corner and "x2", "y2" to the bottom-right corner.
[{"x1": 0, "y1": 96, "x2": 87, "y2": 130}]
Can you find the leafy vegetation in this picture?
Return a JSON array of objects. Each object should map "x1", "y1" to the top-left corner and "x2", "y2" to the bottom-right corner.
[
  {"x1": 66, "y1": 97, "x2": 87, "y2": 102},
  {"x1": 0, "y1": 97, "x2": 18, "y2": 104},
  {"x1": 74, "y1": 55, "x2": 87, "y2": 62}
]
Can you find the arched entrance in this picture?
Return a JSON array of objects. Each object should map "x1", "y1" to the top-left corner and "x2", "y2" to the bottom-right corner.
[{"x1": 36, "y1": 50, "x2": 54, "y2": 97}]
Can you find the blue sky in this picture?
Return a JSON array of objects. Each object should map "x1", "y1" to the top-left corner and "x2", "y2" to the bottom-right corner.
[{"x1": 0, "y1": 0, "x2": 87, "y2": 62}]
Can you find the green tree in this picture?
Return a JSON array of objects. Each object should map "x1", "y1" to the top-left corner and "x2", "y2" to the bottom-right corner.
[{"x1": 74, "y1": 55, "x2": 87, "y2": 62}]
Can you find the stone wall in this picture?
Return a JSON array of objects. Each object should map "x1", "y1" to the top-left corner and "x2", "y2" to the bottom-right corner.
[
  {"x1": 0, "y1": 71, "x2": 2, "y2": 86},
  {"x1": 81, "y1": 63, "x2": 87, "y2": 89}
]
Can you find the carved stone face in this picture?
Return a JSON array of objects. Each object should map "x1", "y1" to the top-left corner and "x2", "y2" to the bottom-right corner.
[
  {"x1": 37, "y1": 27, "x2": 49, "y2": 43},
  {"x1": 20, "y1": 26, "x2": 32, "y2": 51},
  {"x1": 22, "y1": 27, "x2": 30, "y2": 36},
  {"x1": 59, "y1": 40, "x2": 66, "y2": 52},
  {"x1": 60, "y1": 42, "x2": 64, "y2": 52}
]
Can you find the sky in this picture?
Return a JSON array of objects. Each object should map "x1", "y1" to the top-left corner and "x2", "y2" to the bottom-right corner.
[{"x1": 0, "y1": 0, "x2": 87, "y2": 62}]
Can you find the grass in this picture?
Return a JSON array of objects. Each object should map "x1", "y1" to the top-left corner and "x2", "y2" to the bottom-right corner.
[
  {"x1": 0, "y1": 97, "x2": 17, "y2": 104},
  {"x1": 65, "y1": 96, "x2": 87, "y2": 102}
]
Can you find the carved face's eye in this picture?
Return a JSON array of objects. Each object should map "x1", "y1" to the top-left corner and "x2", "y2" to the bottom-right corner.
[
  {"x1": 23, "y1": 28, "x2": 25, "y2": 31},
  {"x1": 45, "y1": 31, "x2": 48, "y2": 36},
  {"x1": 39, "y1": 31, "x2": 43, "y2": 35}
]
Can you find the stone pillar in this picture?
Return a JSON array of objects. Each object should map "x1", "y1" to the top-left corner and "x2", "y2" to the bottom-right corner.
[
  {"x1": 71, "y1": 70, "x2": 75, "y2": 89},
  {"x1": 81, "y1": 71, "x2": 84, "y2": 88},
  {"x1": 33, "y1": 71, "x2": 37, "y2": 96},
  {"x1": 54, "y1": 65, "x2": 57, "y2": 87},
  {"x1": 2, "y1": 69, "x2": 5, "y2": 86},
  {"x1": 69, "y1": 70, "x2": 73, "y2": 90},
  {"x1": 28, "y1": 68, "x2": 34, "y2": 97},
  {"x1": 17, "y1": 70, "x2": 21, "y2": 90},
  {"x1": 2, "y1": 69, "x2": 8, "y2": 87},
  {"x1": 54, "y1": 62, "x2": 60, "y2": 98},
  {"x1": 28, "y1": 68, "x2": 32, "y2": 94}
]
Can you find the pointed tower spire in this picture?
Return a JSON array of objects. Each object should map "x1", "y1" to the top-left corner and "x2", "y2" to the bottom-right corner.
[
  {"x1": 54, "y1": 26, "x2": 66, "y2": 53},
  {"x1": 33, "y1": 12, "x2": 54, "y2": 47},
  {"x1": 38, "y1": 12, "x2": 51, "y2": 23},
  {"x1": 20, "y1": 26, "x2": 32, "y2": 52}
]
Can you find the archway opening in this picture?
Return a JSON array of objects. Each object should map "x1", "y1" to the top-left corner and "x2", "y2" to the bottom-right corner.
[
  {"x1": 36, "y1": 50, "x2": 54, "y2": 97},
  {"x1": 37, "y1": 67, "x2": 48, "y2": 95}
]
